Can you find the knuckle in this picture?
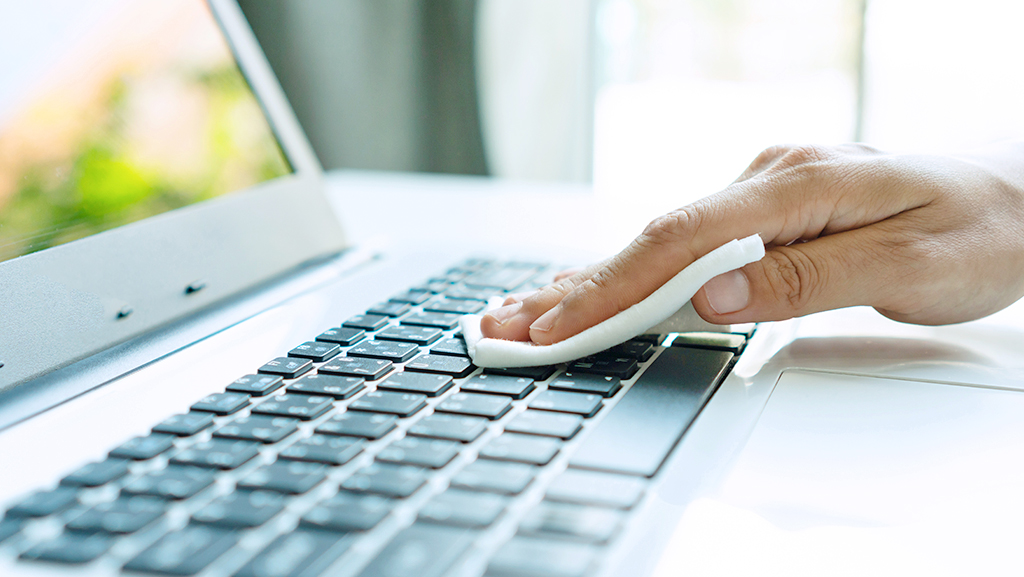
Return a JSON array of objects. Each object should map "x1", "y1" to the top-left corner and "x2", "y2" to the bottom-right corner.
[
  {"x1": 638, "y1": 208, "x2": 699, "y2": 251},
  {"x1": 761, "y1": 248, "x2": 824, "y2": 311},
  {"x1": 778, "y1": 144, "x2": 832, "y2": 167}
]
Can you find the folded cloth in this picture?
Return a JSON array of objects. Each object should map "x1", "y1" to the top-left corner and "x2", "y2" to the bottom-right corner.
[{"x1": 461, "y1": 234, "x2": 766, "y2": 368}]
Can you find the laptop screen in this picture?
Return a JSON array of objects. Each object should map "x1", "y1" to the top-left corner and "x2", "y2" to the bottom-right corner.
[{"x1": 0, "y1": 0, "x2": 291, "y2": 263}]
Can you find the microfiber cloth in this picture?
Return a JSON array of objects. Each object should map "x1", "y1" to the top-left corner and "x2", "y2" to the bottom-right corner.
[{"x1": 460, "y1": 234, "x2": 765, "y2": 368}]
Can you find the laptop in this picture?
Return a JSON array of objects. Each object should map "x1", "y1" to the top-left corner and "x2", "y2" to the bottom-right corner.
[{"x1": 4, "y1": 1, "x2": 1024, "y2": 576}]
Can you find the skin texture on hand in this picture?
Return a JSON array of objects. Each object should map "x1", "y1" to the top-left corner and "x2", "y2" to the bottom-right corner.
[{"x1": 481, "y1": 142, "x2": 1024, "y2": 345}]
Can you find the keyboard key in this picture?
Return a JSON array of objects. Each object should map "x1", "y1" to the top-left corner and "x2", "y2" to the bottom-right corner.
[
  {"x1": 235, "y1": 530, "x2": 355, "y2": 577},
  {"x1": 479, "y1": 434, "x2": 560, "y2": 466},
  {"x1": 258, "y1": 356, "x2": 314, "y2": 379},
  {"x1": 252, "y1": 394, "x2": 334, "y2": 420},
  {"x1": 61, "y1": 458, "x2": 130, "y2": 487},
  {"x1": 671, "y1": 331, "x2": 747, "y2": 352},
  {"x1": 191, "y1": 491, "x2": 285, "y2": 528},
  {"x1": 634, "y1": 333, "x2": 665, "y2": 344},
  {"x1": 504, "y1": 411, "x2": 582, "y2": 440},
  {"x1": 6, "y1": 487, "x2": 77, "y2": 518},
  {"x1": 486, "y1": 537, "x2": 597, "y2": 577},
  {"x1": 418, "y1": 490, "x2": 506, "y2": 528},
  {"x1": 190, "y1": 391, "x2": 250, "y2": 415},
  {"x1": 464, "y1": 266, "x2": 537, "y2": 291},
  {"x1": 349, "y1": 391, "x2": 427, "y2": 417},
  {"x1": 343, "y1": 313, "x2": 390, "y2": 331},
  {"x1": 377, "y1": 372, "x2": 453, "y2": 396},
  {"x1": 445, "y1": 287, "x2": 493, "y2": 301},
  {"x1": 20, "y1": 532, "x2": 112, "y2": 564},
  {"x1": 545, "y1": 470, "x2": 646, "y2": 509},
  {"x1": 348, "y1": 340, "x2": 419, "y2": 363},
  {"x1": 450, "y1": 460, "x2": 535, "y2": 495},
  {"x1": 408, "y1": 413, "x2": 488, "y2": 442},
  {"x1": 170, "y1": 438, "x2": 259, "y2": 469},
  {"x1": 316, "y1": 412, "x2": 397, "y2": 439},
  {"x1": 605, "y1": 340, "x2": 656, "y2": 361},
  {"x1": 484, "y1": 365, "x2": 557, "y2": 381},
  {"x1": 404, "y1": 353, "x2": 475, "y2": 378},
  {"x1": 122, "y1": 466, "x2": 215, "y2": 500},
  {"x1": 316, "y1": 327, "x2": 366, "y2": 346},
  {"x1": 430, "y1": 337, "x2": 469, "y2": 357},
  {"x1": 288, "y1": 340, "x2": 341, "y2": 362},
  {"x1": 423, "y1": 297, "x2": 485, "y2": 315},
  {"x1": 289, "y1": 374, "x2": 365, "y2": 399},
  {"x1": 529, "y1": 390, "x2": 602, "y2": 418},
  {"x1": 460, "y1": 374, "x2": 535, "y2": 399},
  {"x1": 153, "y1": 412, "x2": 215, "y2": 436},
  {"x1": 213, "y1": 415, "x2": 299, "y2": 443},
  {"x1": 238, "y1": 461, "x2": 328, "y2": 494},
  {"x1": 123, "y1": 525, "x2": 237, "y2": 575},
  {"x1": 548, "y1": 373, "x2": 622, "y2": 397},
  {"x1": 401, "y1": 312, "x2": 462, "y2": 330},
  {"x1": 342, "y1": 463, "x2": 426, "y2": 498},
  {"x1": 367, "y1": 301, "x2": 412, "y2": 317},
  {"x1": 319, "y1": 357, "x2": 393, "y2": 380},
  {"x1": 376, "y1": 437, "x2": 460, "y2": 469},
  {"x1": 226, "y1": 374, "x2": 285, "y2": 397},
  {"x1": 109, "y1": 433, "x2": 176, "y2": 460},
  {"x1": 65, "y1": 496, "x2": 166, "y2": 534},
  {"x1": 413, "y1": 279, "x2": 451, "y2": 293},
  {"x1": 567, "y1": 356, "x2": 639, "y2": 380},
  {"x1": 300, "y1": 492, "x2": 392, "y2": 532},
  {"x1": 389, "y1": 289, "x2": 432, "y2": 305},
  {"x1": 279, "y1": 434, "x2": 365, "y2": 466},
  {"x1": 355, "y1": 524, "x2": 475, "y2": 577},
  {"x1": 518, "y1": 502, "x2": 622, "y2": 543},
  {"x1": 376, "y1": 325, "x2": 444, "y2": 346},
  {"x1": 436, "y1": 392, "x2": 511, "y2": 420},
  {"x1": 0, "y1": 519, "x2": 21, "y2": 544}
]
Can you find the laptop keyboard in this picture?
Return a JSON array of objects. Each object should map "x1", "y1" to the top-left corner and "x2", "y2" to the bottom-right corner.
[{"x1": 0, "y1": 258, "x2": 752, "y2": 577}]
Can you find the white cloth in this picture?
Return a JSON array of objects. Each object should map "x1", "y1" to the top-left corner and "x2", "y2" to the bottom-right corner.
[{"x1": 461, "y1": 234, "x2": 766, "y2": 368}]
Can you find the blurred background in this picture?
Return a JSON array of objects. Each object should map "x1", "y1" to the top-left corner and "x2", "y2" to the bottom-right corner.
[{"x1": 239, "y1": 0, "x2": 1024, "y2": 219}]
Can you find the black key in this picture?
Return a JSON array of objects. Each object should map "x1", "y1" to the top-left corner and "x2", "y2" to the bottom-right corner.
[
  {"x1": 191, "y1": 392, "x2": 250, "y2": 415},
  {"x1": 486, "y1": 537, "x2": 597, "y2": 577},
  {"x1": 226, "y1": 374, "x2": 285, "y2": 397},
  {"x1": 61, "y1": 458, "x2": 130, "y2": 487},
  {"x1": 423, "y1": 297, "x2": 485, "y2": 315},
  {"x1": 6, "y1": 487, "x2": 77, "y2": 518},
  {"x1": 355, "y1": 524, "x2": 475, "y2": 577},
  {"x1": 342, "y1": 463, "x2": 426, "y2": 498},
  {"x1": 288, "y1": 341, "x2": 341, "y2": 362},
  {"x1": 436, "y1": 392, "x2": 512, "y2": 420},
  {"x1": 518, "y1": 502, "x2": 622, "y2": 543},
  {"x1": 258, "y1": 356, "x2": 314, "y2": 379},
  {"x1": 289, "y1": 374, "x2": 365, "y2": 399},
  {"x1": 504, "y1": 411, "x2": 582, "y2": 440},
  {"x1": 213, "y1": 415, "x2": 299, "y2": 443},
  {"x1": 123, "y1": 525, "x2": 237, "y2": 575},
  {"x1": 109, "y1": 434, "x2": 176, "y2": 460},
  {"x1": 569, "y1": 347, "x2": 733, "y2": 477},
  {"x1": 413, "y1": 279, "x2": 451, "y2": 293},
  {"x1": 548, "y1": 373, "x2": 622, "y2": 397},
  {"x1": 235, "y1": 530, "x2": 355, "y2": 577},
  {"x1": 252, "y1": 394, "x2": 334, "y2": 420},
  {"x1": 460, "y1": 374, "x2": 535, "y2": 399},
  {"x1": 404, "y1": 353, "x2": 475, "y2": 378},
  {"x1": 377, "y1": 372, "x2": 453, "y2": 397},
  {"x1": 418, "y1": 490, "x2": 506, "y2": 528},
  {"x1": 567, "y1": 356, "x2": 639, "y2": 380},
  {"x1": 20, "y1": 532, "x2": 112, "y2": 564},
  {"x1": 170, "y1": 438, "x2": 259, "y2": 469},
  {"x1": 153, "y1": 412, "x2": 216, "y2": 436},
  {"x1": 479, "y1": 434, "x2": 560, "y2": 466},
  {"x1": 408, "y1": 413, "x2": 488, "y2": 442},
  {"x1": 484, "y1": 365, "x2": 557, "y2": 381},
  {"x1": 0, "y1": 519, "x2": 20, "y2": 544},
  {"x1": 122, "y1": 466, "x2": 215, "y2": 500},
  {"x1": 279, "y1": 434, "x2": 365, "y2": 466},
  {"x1": 605, "y1": 340, "x2": 656, "y2": 361},
  {"x1": 430, "y1": 337, "x2": 469, "y2": 357},
  {"x1": 316, "y1": 412, "x2": 397, "y2": 439},
  {"x1": 377, "y1": 437, "x2": 460, "y2": 469},
  {"x1": 319, "y1": 357, "x2": 393, "y2": 380},
  {"x1": 65, "y1": 496, "x2": 166, "y2": 534},
  {"x1": 463, "y1": 266, "x2": 536, "y2": 291},
  {"x1": 444, "y1": 287, "x2": 493, "y2": 301},
  {"x1": 633, "y1": 333, "x2": 665, "y2": 344},
  {"x1": 191, "y1": 491, "x2": 285, "y2": 528},
  {"x1": 376, "y1": 325, "x2": 443, "y2": 346},
  {"x1": 349, "y1": 391, "x2": 427, "y2": 417},
  {"x1": 348, "y1": 340, "x2": 419, "y2": 363},
  {"x1": 450, "y1": 460, "x2": 535, "y2": 495},
  {"x1": 400, "y1": 312, "x2": 461, "y2": 330},
  {"x1": 671, "y1": 331, "x2": 747, "y2": 352},
  {"x1": 389, "y1": 289, "x2": 432, "y2": 305},
  {"x1": 301, "y1": 492, "x2": 392, "y2": 532},
  {"x1": 367, "y1": 301, "x2": 411, "y2": 317},
  {"x1": 529, "y1": 390, "x2": 602, "y2": 418},
  {"x1": 545, "y1": 470, "x2": 646, "y2": 509},
  {"x1": 343, "y1": 313, "x2": 390, "y2": 331},
  {"x1": 238, "y1": 461, "x2": 328, "y2": 494},
  {"x1": 316, "y1": 326, "x2": 366, "y2": 346}
]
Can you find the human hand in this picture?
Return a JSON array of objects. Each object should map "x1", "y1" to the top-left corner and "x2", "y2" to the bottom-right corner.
[{"x1": 480, "y1": 143, "x2": 1024, "y2": 344}]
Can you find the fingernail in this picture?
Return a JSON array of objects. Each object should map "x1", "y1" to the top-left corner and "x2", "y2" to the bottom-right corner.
[
  {"x1": 487, "y1": 301, "x2": 522, "y2": 325},
  {"x1": 705, "y1": 270, "x2": 750, "y2": 314},
  {"x1": 530, "y1": 306, "x2": 560, "y2": 333}
]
